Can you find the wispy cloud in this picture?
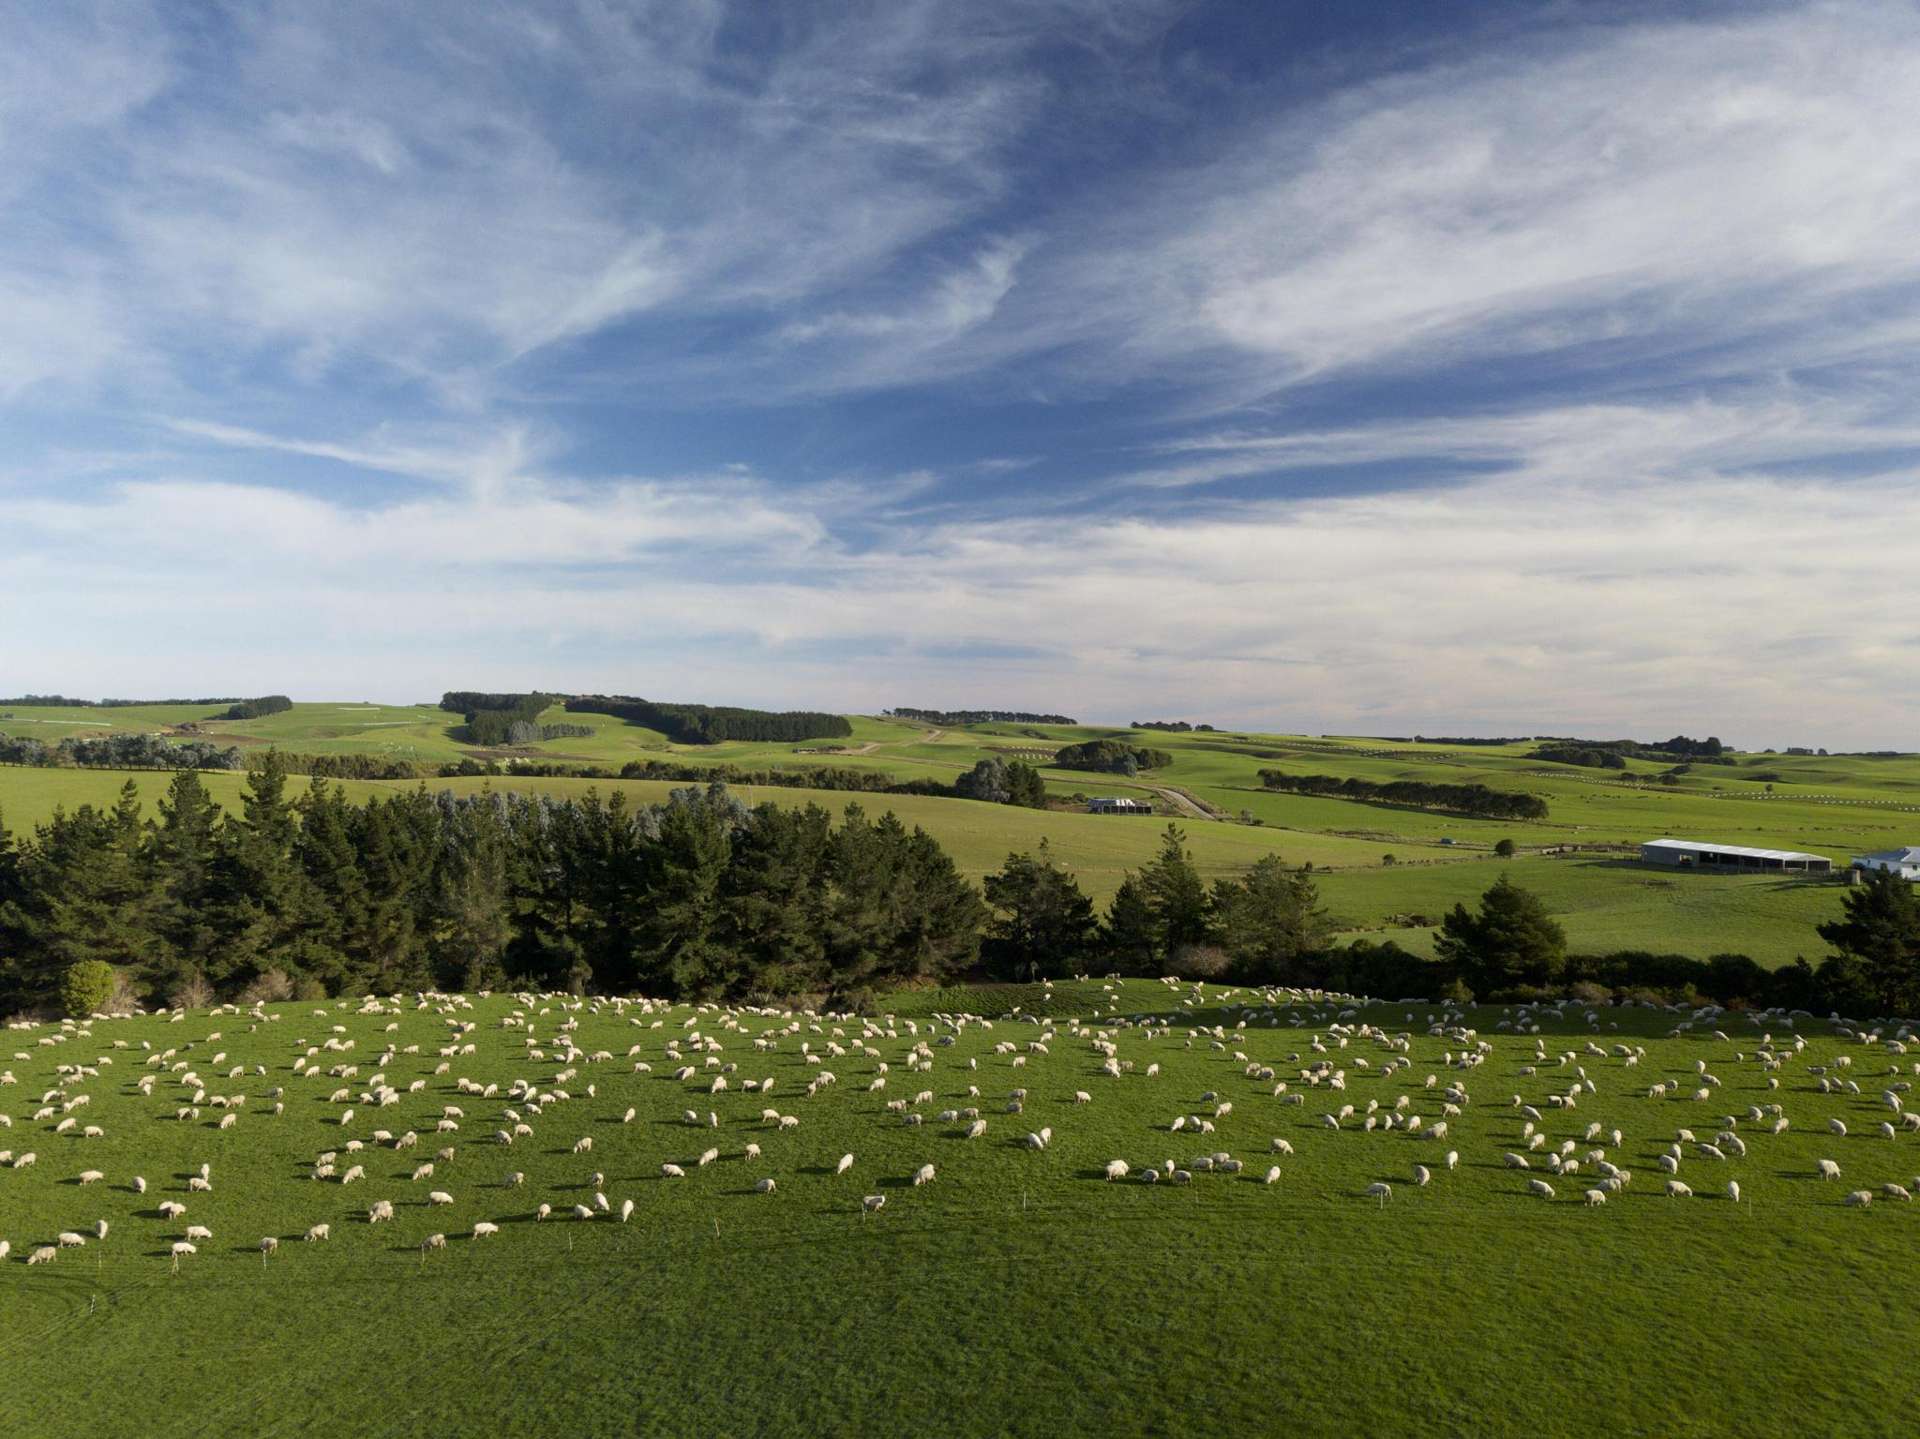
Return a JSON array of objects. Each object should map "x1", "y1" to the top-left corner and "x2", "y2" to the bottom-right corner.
[{"x1": 3, "y1": 2, "x2": 1920, "y2": 743}]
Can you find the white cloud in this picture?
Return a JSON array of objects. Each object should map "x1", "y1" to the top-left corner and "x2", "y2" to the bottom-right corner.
[{"x1": 6, "y1": 396, "x2": 1919, "y2": 747}]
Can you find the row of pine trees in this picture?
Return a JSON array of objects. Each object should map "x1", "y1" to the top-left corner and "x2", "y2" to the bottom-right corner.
[{"x1": 0, "y1": 754, "x2": 1335, "y2": 1013}]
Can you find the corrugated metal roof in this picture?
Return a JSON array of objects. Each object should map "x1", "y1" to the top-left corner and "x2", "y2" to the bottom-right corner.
[
  {"x1": 1854, "y1": 847, "x2": 1920, "y2": 864},
  {"x1": 1642, "y1": 837, "x2": 1832, "y2": 863}
]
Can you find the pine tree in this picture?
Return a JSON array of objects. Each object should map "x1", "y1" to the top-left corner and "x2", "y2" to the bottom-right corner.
[
  {"x1": 1435, "y1": 874, "x2": 1566, "y2": 991},
  {"x1": 983, "y1": 841, "x2": 1097, "y2": 981},
  {"x1": 1818, "y1": 870, "x2": 1920, "y2": 1015},
  {"x1": 1138, "y1": 824, "x2": 1213, "y2": 964},
  {"x1": 1103, "y1": 876, "x2": 1159, "y2": 976},
  {"x1": 1212, "y1": 854, "x2": 1330, "y2": 983}
]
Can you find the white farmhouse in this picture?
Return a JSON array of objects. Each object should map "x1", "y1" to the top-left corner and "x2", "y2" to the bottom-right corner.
[{"x1": 1850, "y1": 847, "x2": 1920, "y2": 880}]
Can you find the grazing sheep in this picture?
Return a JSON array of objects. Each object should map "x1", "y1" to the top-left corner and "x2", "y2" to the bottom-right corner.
[
  {"x1": 77, "y1": 1169, "x2": 104, "y2": 1185},
  {"x1": 1104, "y1": 1159, "x2": 1130, "y2": 1181},
  {"x1": 573, "y1": 1136, "x2": 593, "y2": 1154},
  {"x1": 754, "y1": 1177, "x2": 776, "y2": 1194},
  {"x1": 1074, "y1": 1091, "x2": 1092, "y2": 1105},
  {"x1": 862, "y1": 1194, "x2": 886, "y2": 1213},
  {"x1": 1844, "y1": 1189, "x2": 1874, "y2": 1207},
  {"x1": 620, "y1": 1198, "x2": 634, "y2": 1223},
  {"x1": 1362, "y1": 1181, "x2": 1392, "y2": 1203},
  {"x1": 57, "y1": 1232, "x2": 87, "y2": 1248},
  {"x1": 27, "y1": 1245, "x2": 56, "y2": 1265},
  {"x1": 368, "y1": 1200, "x2": 394, "y2": 1224},
  {"x1": 305, "y1": 1224, "x2": 330, "y2": 1242},
  {"x1": 169, "y1": 1241, "x2": 196, "y2": 1257},
  {"x1": 422, "y1": 1233, "x2": 447, "y2": 1251},
  {"x1": 411, "y1": 1163, "x2": 434, "y2": 1182},
  {"x1": 1583, "y1": 1189, "x2": 1607, "y2": 1206},
  {"x1": 571, "y1": 1204, "x2": 594, "y2": 1219},
  {"x1": 1817, "y1": 1158, "x2": 1842, "y2": 1180},
  {"x1": 133, "y1": 1176, "x2": 146, "y2": 1194},
  {"x1": 1445, "y1": 1150, "x2": 1459, "y2": 1171},
  {"x1": 158, "y1": 1201, "x2": 186, "y2": 1219},
  {"x1": 1270, "y1": 1138, "x2": 1293, "y2": 1155},
  {"x1": 1263, "y1": 1166, "x2": 1281, "y2": 1184},
  {"x1": 1726, "y1": 1180, "x2": 1741, "y2": 1203},
  {"x1": 536, "y1": 1203, "x2": 553, "y2": 1221},
  {"x1": 912, "y1": 1164, "x2": 936, "y2": 1186},
  {"x1": 1414, "y1": 1165, "x2": 1431, "y2": 1187},
  {"x1": 426, "y1": 1190, "x2": 454, "y2": 1206},
  {"x1": 836, "y1": 1153, "x2": 855, "y2": 1175},
  {"x1": 94, "y1": 1219, "x2": 108, "y2": 1240},
  {"x1": 661, "y1": 1163, "x2": 686, "y2": 1179},
  {"x1": 472, "y1": 1222, "x2": 500, "y2": 1239},
  {"x1": 260, "y1": 1236, "x2": 278, "y2": 1254},
  {"x1": 1666, "y1": 1180, "x2": 1692, "y2": 1198},
  {"x1": 1527, "y1": 1179, "x2": 1555, "y2": 1200}
]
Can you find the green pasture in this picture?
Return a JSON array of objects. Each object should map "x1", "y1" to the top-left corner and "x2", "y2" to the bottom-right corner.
[{"x1": 0, "y1": 983, "x2": 1914, "y2": 1437}]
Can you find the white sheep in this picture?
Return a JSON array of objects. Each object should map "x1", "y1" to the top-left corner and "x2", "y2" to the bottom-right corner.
[
  {"x1": 1583, "y1": 1189, "x2": 1606, "y2": 1206},
  {"x1": 57, "y1": 1232, "x2": 87, "y2": 1248},
  {"x1": 754, "y1": 1177, "x2": 776, "y2": 1194},
  {"x1": 77, "y1": 1169, "x2": 104, "y2": 1185},
  {"x1": 862, "y1": 1194, "x2": 886, "y2": 1212},
  {"x1": 426, "y1": 1190, "x2": 454, "y2": 1206},
  {"x1": 1104, "y1": 1159, "x2": 1130, "y2": 1181},
  {"x1": 1527, "y1": 1179, "x2": 1555, "y2": 1200},
  {"x1": 1666, "y1": 1180, "x2": 1692, "y2": 1197},
  {"x1": 27, "y1": 1245, "x2": 56, "y2": 1265},
  {"x1": 661, "y1": 1163, "x2": 686, "y2": 1179},
  {"x1": 158, "y1": 1201, "x2": 186, "y2": 1219},
  {"x1": 1263, "y1": 1165, "x2": 1281, "y2": 1184},
  {"x1": 472, "y1": 1222, "x2": 500, "y2": 1239},
  {"x1": 1362, "y1": 1181, "x2": 1391, "y2": 1203},
  {"x1": 1726, "y1": 1180, "x2": 1741, "y2": 1204},
  {"x1": 913, "y1": 1163, "x2": 936, "y2": 1186},
  {"x1": 305, "y1": 1223, "x2": 330, "y2": 1242},
  {"x1": 1844, "y1": 1189, "x2": 1874, "y2": 1207},
  {"x1": 1413, "y1": 1165, "x2": 1431, "y2": 1187},
  {"x1": 260, "y1": 1236, "x2": 279, "y2": 1254},
  {"x1": 1817, "y1": 1158, "x2": 1841, "y2": 1180},
  {"x1": 620, "y1": 1198, "x2": 634, "y2": 1223},
  {"x1": 170, "y1": 1241, "x2": 196, "y2": 1257}
]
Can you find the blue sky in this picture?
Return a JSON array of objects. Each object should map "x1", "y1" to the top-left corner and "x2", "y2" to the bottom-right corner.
[{"x1": 5, "y1": 0, "x2": 1919, "y2": 746}]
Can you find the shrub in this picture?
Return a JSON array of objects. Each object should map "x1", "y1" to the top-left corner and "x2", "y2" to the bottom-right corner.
[
  {"x1": 104, "y1": 968, "x2": 144, "y2": 1014},
  {"x1": 60, "y1": 960, "x2": 118, "y2": 1017},
  {"x1": 239, "y1": 967, "x2": 297, "y2": 1005},
  {"x1": 169, "y1": 971, "x2": 216, "y2": 1011},
  {"x1": 1494, "y1": 838, "x2": 1517, "y2": 857},
  {"x1": 293, "y1": 976, "x2": 330, "y2": 1002},
  {"x1": 1172, "y1": 943, "x2": 1231, "y2": 979}
]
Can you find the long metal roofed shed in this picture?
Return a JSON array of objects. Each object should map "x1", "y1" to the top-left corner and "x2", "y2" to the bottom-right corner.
[{"x1": 1640, "y1": 838, "x2": 1833, "y2": 874}]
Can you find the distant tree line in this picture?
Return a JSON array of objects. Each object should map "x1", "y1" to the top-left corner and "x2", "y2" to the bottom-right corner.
[
  {"x1": 1131, "y1": 720, "x2": 1215, "y2": 733},
  {"x1": 0, "y1": 734, "x2": 243, "y2": 771},
  {"x1": 0, "y1": 695, "x2": 250, "y2": 708},
  {"x1": 572, "y1": 696, "x2": 851, "y2": 745},
  {"x1": 438, "y1": 692, "x2": 562, "y2": 747},
  {"x1": 887, "y1": 708, "x2": 1077, "y2": 726},
  {"x1": 1528, "y1": 734, "x2": 1734, "y2": 765},
  {"x1": 1410, "y1": 735, "x2": 1537, "y2": 746},
  {"x1": 1053, "y1": 740, "x2": 1173, "y2": 774},
  {"x1": 1258, "y1": 770, "x2": 1548, "y2": 820},
  {"x1": 221, "y1": 695, "x2": 293, "y2": 721},
  {"x1": 1529, "y1": 744, "x2": 1629, "y2": 769}
]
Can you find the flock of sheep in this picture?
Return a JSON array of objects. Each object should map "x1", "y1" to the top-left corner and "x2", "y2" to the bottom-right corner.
[{"x1": 3, "y1": 979, "x2": 1918, "y2": 1274}]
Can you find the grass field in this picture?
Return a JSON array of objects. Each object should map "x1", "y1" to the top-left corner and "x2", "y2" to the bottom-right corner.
[
  {"x1": 5, "y1": 708, "x2": 1919, "y2": 965},
  {"x1": 0, "y1": 982, "x2": 1914, "y2": 1437}
]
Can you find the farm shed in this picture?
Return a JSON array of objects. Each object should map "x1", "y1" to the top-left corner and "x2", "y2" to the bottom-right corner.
[
  {"x1": 1087, "y1": 797, "x2": 1153, "y2": 815},
  {"x1": 1850, "y1": 847, "x2": 1920, "y2": 880},
  {"x1": 1639, "y1": 838, "x2": 1833, "y2": 874}
]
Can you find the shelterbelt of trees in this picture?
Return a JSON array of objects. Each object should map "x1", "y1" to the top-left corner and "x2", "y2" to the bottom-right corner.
[{"x1": 1257, "y1": 769, "x2": 1549, "y2": 820}]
